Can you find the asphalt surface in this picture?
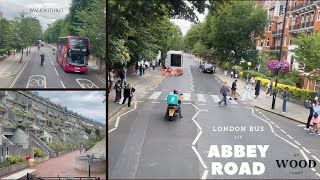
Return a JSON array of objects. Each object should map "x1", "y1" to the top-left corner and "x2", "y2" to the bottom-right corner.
[
  {"x1": 108, "y1": 54, "x2": 320, "y2": 179},
  {"x1": 11, "y1": 45, "x2": 106, "y2": 89}
]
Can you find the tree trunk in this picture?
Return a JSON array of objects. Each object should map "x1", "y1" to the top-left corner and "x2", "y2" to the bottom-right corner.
[
  {"x1": 26, "y1": 47, "x2": 29, "y2": 55},
  {"x1": 20, "y1": 49, "x2": 23, "y2": 63},
  {"x1": 29, "y1": 46, "x2": 31, "y2": 53}
]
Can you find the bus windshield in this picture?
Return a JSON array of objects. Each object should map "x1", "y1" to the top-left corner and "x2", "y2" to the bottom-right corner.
[
  {"x1": 70, "y1": 38, "x2": 88, "y2": 53},
  {"x1": 67, "y1": 53, "x2": 87, "y2": 66}
]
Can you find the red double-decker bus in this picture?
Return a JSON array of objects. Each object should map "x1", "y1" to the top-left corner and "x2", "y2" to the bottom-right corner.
[{"x1": 56, "y1": 36, "x2": 90, "y2": 73}]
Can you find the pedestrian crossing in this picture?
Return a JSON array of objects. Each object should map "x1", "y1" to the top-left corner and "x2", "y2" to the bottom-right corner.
[{"x1": 147, "y1": 91, "x2": 240, "y2": 105}]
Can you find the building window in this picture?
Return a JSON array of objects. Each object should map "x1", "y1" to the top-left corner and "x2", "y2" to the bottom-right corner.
[
  {"x1": 260, "y1": 40, "x2": 264, "y2": 47},
  {"x1": 311, "y1": 12, "x2": 314, "y2": 22},
  {"x1": 314, "y1": 80, "x2": 320, "y2": 91},
  {"x1": 268, "y1": 24, "x2": 272, "y2": 31},
  {"x1": 267, "y1": 38, "x2": 270, "y2": 46},
  {"x1": 292, "y1": 16, "x2": 296, "y2": 26},
  {"x1": 294, "y1": 0, "x2": 298, "y2": 7},
  {"x1": 318, "y1": 10, "x2": 320, "y2": 21},
  {"x1": 301, "y1": 15, "x2": 305, "y2": 24}
]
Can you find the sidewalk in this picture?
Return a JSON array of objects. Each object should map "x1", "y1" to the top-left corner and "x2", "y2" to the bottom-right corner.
[
  {"x1": 214, "y1": 68, "x2": 309, "y2": 124},
  {"x1": 0, "y1": 47, "x2": 36, "y2": 78},
  {"x1": 108, "y1": 68, "x2": 163, "y2": 119}
]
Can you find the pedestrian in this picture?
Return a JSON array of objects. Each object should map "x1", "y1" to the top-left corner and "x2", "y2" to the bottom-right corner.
[
  {"x1": 250, "y1": 76, "x2": 255, "y2": 90},
  {"x1": 135, "y1": 62, "x2": 139, "y2": 75},
  {"x1": 230, "y1": 71, "x2": 234, "y2": 78},
  {"x1": 230, "y1": 79, "x2": 238, "y2": 100},
  {"x1": 310, "y1": 100, "x2": 320, "y2": 135},
  {"x1": 114, "y1": 80, "x2": 122, "y2": 103},
  {"x1": 122, "y1": 83, "x2": 136, "y2": 107},
  {"x1": 79, "y1": 145, "x2": 84, "y2": 155},
  {"x1": 241, "y1": 82, "x2": 252, "y2": 101},
  {"x1": 119, "y1": 67, "x2": 125, "y2": 88},
  {"x1": 254, "y1": 80, "x2": 261, "y2": 98},
  {"x1": 281, "y1": 87, "x2": 289, "y2": 113},
  {"x1": 218, "y1": 82, "x2": 230, "y2": 106},
  {"x1": 305, "y1": 99, "x2": 316, "y2": 131},
  {"x1": 234, "y1": 68, "x2": 238, "y2": 79},
  {"x1": 108, "y1": 68, "x2": 115, "y2": 91},
  {"x1": 151, "y1": 60, "x2": 156, "y2": 70}
]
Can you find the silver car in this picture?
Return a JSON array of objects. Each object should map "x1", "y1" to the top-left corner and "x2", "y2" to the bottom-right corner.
[{"x1": 202, "y1": 63, "x2": 214, "y2": 74}]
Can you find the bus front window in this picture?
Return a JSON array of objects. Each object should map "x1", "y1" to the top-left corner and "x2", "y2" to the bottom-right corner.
[{"x1": 68, "y1": 54, "x2": 86, "y2": 66}]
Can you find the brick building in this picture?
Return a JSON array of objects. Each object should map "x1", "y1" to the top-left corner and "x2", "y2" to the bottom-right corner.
[{"x1": 256, "y1": 0, "x2": 320, "y2": 70}]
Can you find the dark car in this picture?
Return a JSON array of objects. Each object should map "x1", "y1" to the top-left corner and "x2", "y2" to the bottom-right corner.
[{"x1": 202, "y1": 62, "x2": 214, "y2": 74}]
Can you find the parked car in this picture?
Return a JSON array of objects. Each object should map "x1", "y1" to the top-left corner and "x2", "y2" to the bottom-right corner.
[{"x1": 202, "y1": 62, "x2": 214, "y2": 74}]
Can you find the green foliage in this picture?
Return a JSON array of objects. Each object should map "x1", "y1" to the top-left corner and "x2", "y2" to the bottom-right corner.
[
  {"x1": 242, "y1": 70, "x2": 267, "y2": 79},
  {"x1": 278, "y1": 79, "x2": 296, "y2": 87},
  {"x1": 40, "y1": 137, "x2": 47, "y2": 143},
  {"x1": 231, "y1": 65, "x2": 243, "y2": 71},
  {"x1": 17, "y1": 123, "x2": 32, "y2": 131},
  {"x1": 83, "y1": 126, "x2": 92, "y2": 135},
  {"x1": 48, "y1": 142, "x2": 64, "y2": 153},
  {"x1": 11, "y1": 107, "x2": 25, "y2": 116},
  {"x1": 0, "y1": 49, "x2": 7, "y2": 56},
  {"x1": 222, "y1": 61, "x2": 231, "y2": 70},
  {"x1": 0, "y1": 104, "x2": 6, "y2": 110},
  {"x1": 34, "y1": 147, "x2": 45, "y2": 157},
  {"x1": 292, "y1": 32, "x2": 320, "y2": 76},
  {"x1": 6, "y1": 156, "x2": 26, "y2": 165}
]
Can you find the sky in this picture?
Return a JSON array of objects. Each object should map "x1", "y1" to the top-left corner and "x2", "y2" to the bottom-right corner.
[
  {"x1": 170, "y1": 5, "x2": 208, "y2": 36},
  {"x1": 0, "y1": 0, "x2": 71, "y2": 31},
  {"x1": 37, "y1": 91, "x2": 106, "y2": 124}
]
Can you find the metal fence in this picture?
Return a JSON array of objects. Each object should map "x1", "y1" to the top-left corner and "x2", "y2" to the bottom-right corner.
[{"x1": 26, "y1": 173, "x2": 101, "y2": 180}]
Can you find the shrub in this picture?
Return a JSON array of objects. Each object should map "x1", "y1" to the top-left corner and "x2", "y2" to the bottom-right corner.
[
  {"x1": 278, "y1": 79, "x2": 296, "y2": 86},
  {"x1": 242, "y1": 70, "x2": 267, "y2": 79},
  {"x1": 0, "y1": 104, "x2": 6, "y2": 110},
  {"x1": 48, "y1": 142, "x2": 64, "y2": 152},
  {"x1": 6, "y1": 156, "x2": 26, "y2": 165},
  {"x1": 222, "y1": 61, "x2": 230, "y2": 70},
  {"x1": 255, "y1": 77, "x2": 317, "y2": 100},
  {"x1": 0, "y1": 49, "x2": 7, "y2": 56},
  {"x1": 231, "y1": 65, "x2": 243, "y2": 71},
  {"x1": 34, "y1": 147, "x2": 45, "y2": 157}
]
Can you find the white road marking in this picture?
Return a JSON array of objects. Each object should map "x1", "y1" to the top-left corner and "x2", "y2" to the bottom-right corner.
[
  {"x1": 192, "y1": 131, "x2": 203, "y2": 146},
  {"x1": 148, "y1": 91, "x2": 162, "y2": 99},
  {"x1": 183, "y1": 93, "x2": 191, "y2": 101},
  {"x1": 274, "y1": 134, "x2": 299, "y2": 149},
  {"x1": 50, "y1": 60, "x2": 54, "y2": 65},
  {"x1": 60, "y1": 81, "x2": 65, "y2": 88},
  {"x1": 316, "y1": 173, "x2": 320, "y2": 178},
  {"x1": 312, "y1": 155, "x2": 320, "y2": 163},
  {"x1": 26, "y1": 75, "x2": 47, "y2": 88},
  {"x1": 275, "y1": 125, "x2": 280, "y2": 128},
  {"x1": 192, "y1": 111, "x2": 202, "y2": 131},
  {"x1": 115, "y1": 117, "x2": 121, "y2": 128},
  {"x1": 201, "y1": 170, "x2": 209, "y2": 180},
  {"x1": 183, "y1": 102, "x2": 192, "y2": 105},
  {"x1": 109, "y1": 102, "x2": 138, "y2": 134},
  {"x1": 287, "y1": 135, "x2": 293, "y2": 139},
  {"x1": 199, "y1": 104, "x2": 206, "y2": 105},
  {"x1": 76, "y1": 78, "x2": 99, "y2": 88},
  {"x1": 152, "y1": 101, "x2": 160, "y2": 104},
  {"x1": 300, "y1": 149, "x2": 316, "y2": 172},
  {"x1": 242, "y1": 102, "x2": 247, "y2": 104},
  {"x1": 270, "y1": 121, "x2": 274, "y2": 124},
  {"x1": 197, "y1": 94, "x2": 207, "y2": 102},
  {"x1": 9, "y1": 54, "x2": 33, "y2": 88},
  {"x1": 53, "y1": 67, "x2": 59, "y2": 76},
  {"x1": 192, "y1": 104, "x2": 199, "y2": 110},
  {"x1": 294, "y1": 140, "x2": 301, "y2": 146},
  {"x1": 210, "y1": 95, "x2": 220, "y2": 103},
  {"x1": 302, "y1": 147, "x2": 311, "y2": 154},
  {"x1": 108, "y1": 128, "x2": 116, "y2": 133},
  {"x1": 192, "y1": 146, "x2": 207, "y2": 169},
  {"x1": 280, "y1": 129, "x2": 287, "y2": 134},
  {"x1": 297, "y1": 125, "x2": 305, "y2": 127}
]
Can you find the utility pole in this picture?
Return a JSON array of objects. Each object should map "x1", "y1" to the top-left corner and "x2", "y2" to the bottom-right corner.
[{"x1": 272, "y1": 0, "x2": 289, "y2": 109}]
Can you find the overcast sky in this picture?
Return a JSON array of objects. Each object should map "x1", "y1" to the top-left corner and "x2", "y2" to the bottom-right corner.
[
  {"x1": 0, "y1": 0, "x2": 71, "y2": 31},
  {"x1": 37, "y1": 91, "x2": 106, "y2": 124},
  {"x1": 170, "y1": 6, "x2": 208, "y2": 36}
]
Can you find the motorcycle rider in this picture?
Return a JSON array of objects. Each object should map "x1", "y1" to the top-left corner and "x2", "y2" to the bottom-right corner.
[
  {"x1": 40, "y1": 53, "x2": 45, "y2": 65},
  {"x1": 38, "y1": 45, "x2": 40, "y2": 51},
  {"x1": 173, "y1": 89, "x2": 183, "y2": 118}
]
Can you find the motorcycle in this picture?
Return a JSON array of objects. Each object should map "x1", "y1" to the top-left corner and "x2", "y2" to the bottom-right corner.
[{"x1": 165, "y1": 104, "x2": 179, "y2": 121}]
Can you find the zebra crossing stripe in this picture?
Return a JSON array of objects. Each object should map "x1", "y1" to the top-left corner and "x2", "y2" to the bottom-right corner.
[
  {"x1": 183, "y1": 93, "x2": 191, "y2": 101},
  {"x1": 148, "y1": 91, "x2": 162, "y2": 99},
  {"x1": 228, "y1": 97, "x2": 239, "y2": 105},
  {"x1": 197, "y1": 94, "x2": 207, "y2": 102},
  {"x1": 211, "y1": 95, "x2": 220, "y2": 103}
]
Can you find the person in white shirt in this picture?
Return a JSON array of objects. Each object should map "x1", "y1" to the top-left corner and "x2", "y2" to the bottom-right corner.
[{"x1": 241, "y1": 82, "x2": 252, "y2": 101}]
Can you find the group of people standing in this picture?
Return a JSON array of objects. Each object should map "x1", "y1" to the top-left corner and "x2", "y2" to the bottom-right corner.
[
  {"x1": 304, "y1": 97, "x2": 320, "y2": 135},
  {"x1": 108, "y1": 67, "x2": 136, "y2": 107},
  {"x1": 135, "y1": 59, "x2": 158, "y2": 76}
]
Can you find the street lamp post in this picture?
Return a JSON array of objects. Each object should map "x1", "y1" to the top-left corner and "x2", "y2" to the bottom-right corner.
[
  {"x1": 86, "y1": 154, "x2": 94, "y2": 178},
  {"x1": 272, "y1": 0, "x2": 289, "y2": 110}
]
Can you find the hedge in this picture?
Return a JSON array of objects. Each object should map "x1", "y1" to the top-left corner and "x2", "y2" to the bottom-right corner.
[
  {"x1": 242, "y1": 70, "x2": 268, "y2": 79},
  {"x1": 0, "y1": 49, "x2": 7, "y2": 56},
  {"x1": 255, "y1": 77, "x2": 317, "y2": 100}
]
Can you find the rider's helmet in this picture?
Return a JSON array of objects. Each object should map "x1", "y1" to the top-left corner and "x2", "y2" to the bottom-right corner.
[{"x1": 173, "y1": 89, "x2": 179, "y2": 94}]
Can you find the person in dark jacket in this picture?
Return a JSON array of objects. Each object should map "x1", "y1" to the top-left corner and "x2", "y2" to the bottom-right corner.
[
  {"x1": 218, "y1": 82, "x2": 230, "y2": 106},
  {"x1": 122, "y1": 83, "x2": 135, "y2": 107},
  {"x1": 114, "y1": 80, "x2": 122, "y2": 103},
  {"x1": 254, "y1": 80, "x2": 261, "y2": 98},
  {"x1": 281, "y1": 87, "x2": 289, "y2": 113},
  {"x1": 119, "y1": 68, "x2": 125, "y2": 88},
  {"x1": 305, "y1": 99, "x2": 316, "y2": 131}
]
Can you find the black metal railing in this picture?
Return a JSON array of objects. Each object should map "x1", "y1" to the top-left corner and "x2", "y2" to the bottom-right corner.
[
  {"x1": 272, "y1": 29, "x2": 283, "y2": 34},
  {"x1": 289, "y1": 21, "x2": 314, "y2": 31},
  {"x1": 270, "y1": 46, "x2": 281, "y2": 50}
]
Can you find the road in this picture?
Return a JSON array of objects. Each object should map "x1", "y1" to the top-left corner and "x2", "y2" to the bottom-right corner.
[
  {"x1": 10, "y1": 45, "x2": 106, "y2": 88},
  {"x1": 108, "y1": 54, "x2": 320, "y2": 179}
]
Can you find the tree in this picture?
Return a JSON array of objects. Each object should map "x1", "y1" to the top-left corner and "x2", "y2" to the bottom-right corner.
[
  {"x1": 190, "y1": 1, "x2": 268, "y2": 65},
  {"x1": 292, "y1": 32, "x2": 320, "y2": 76},
  {"x1": 77, "y1": 0, "x2": 106, "y2": 72}
]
